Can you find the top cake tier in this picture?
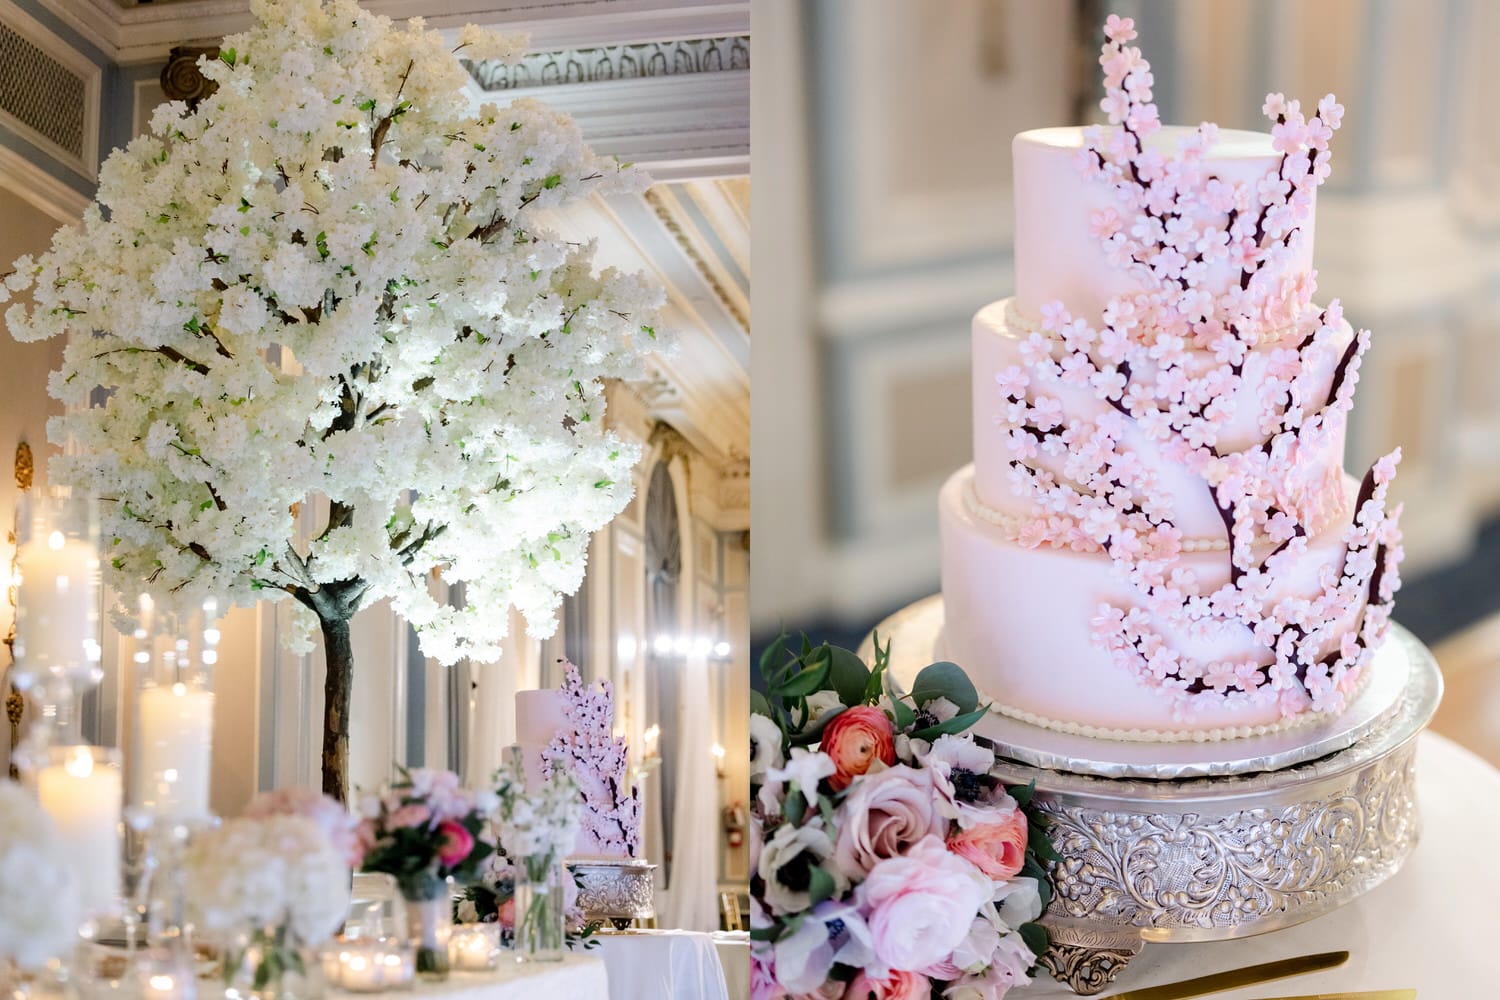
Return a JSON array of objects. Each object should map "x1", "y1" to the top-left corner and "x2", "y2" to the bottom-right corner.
[{"x1": 1012, "y1": 126, "x2": 1316, "y2": 323}]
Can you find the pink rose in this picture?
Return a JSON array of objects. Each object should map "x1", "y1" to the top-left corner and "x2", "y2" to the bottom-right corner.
[
  {"x1": 821, "y1": 706, "x2": 896, "y2": 792},
  {"x1": 496, "y1": 898, "x2": 516, "y2": 931},
  {"x1": 387, "y1": 803, "x2": 431, "y2": 830},
  {"x1": 842, "y1": 969, "x2": 927, "y2": 1000},
  {"x1": 833, "y1": 765, "x2": 945, "y2": 879},
  {"x1": 947, "y1": 807, "x2": 1028, "y2": 881},
  {"x1": 436, "y1": 820, "x2": 475, "y2": 866},
  {"x1": 245, "y1": 787, "x2": 364, "y2": 868},
  {"x1": 859, "y1": 836, "x2": 989, "y2": 972}
]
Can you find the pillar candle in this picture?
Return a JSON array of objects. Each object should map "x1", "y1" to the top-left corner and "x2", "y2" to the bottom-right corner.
[
  {"x1": 14, "y1": 533, "x2": 97, "y2": 674},
  {"x1": 37, "y1": 746, "x2": 122, "y2": 915},
  {"x1": 137, "y1": 684, "x2": 215, "y2": 822}
]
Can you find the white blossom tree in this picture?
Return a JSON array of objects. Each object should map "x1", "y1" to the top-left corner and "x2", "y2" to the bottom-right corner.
[{"x1": 2, "y1": 0, "x2": 663, "y2": 800}]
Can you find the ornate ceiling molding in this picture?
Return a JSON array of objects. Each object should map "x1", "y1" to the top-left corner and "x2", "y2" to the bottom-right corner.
[
  {"x1": 464, "y1": 34, "x2": 746, "y2": 90},
  {"x1": 37, "y1": 0, "x2": 749, "y2": 66}
]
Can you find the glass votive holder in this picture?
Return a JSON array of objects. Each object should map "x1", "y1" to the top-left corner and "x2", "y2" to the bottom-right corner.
[
  {"x1": 325, "y1": 938, "x2": 415, "y2": 993},
  {"x1": 448, "y1": 924, "x2": 501, "y2": 972}
]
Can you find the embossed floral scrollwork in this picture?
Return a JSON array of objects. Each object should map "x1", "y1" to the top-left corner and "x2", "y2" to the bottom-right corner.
[{"x1": 1039, "y1": 748, "x2": 1419, "y2": 931}]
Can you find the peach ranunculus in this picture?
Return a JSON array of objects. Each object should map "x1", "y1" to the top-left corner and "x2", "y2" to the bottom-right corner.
[
  {"x1": 832, "y1": 765, "x2": 946, "y2": 879},
  {"x1": 946, "y1": 806, "x2": 1027, "y2": 881},
  {"x1": 820, "y1": 706, "x2": 896, "y2": 791},
  {"x1": 842, "y1": 968, "x2": 928, "y2": 1000}
]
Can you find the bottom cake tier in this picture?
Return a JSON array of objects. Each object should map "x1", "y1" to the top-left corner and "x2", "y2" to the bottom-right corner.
[{"x1": 938, "y1": 465, "x2": 1374, "y2": 741}]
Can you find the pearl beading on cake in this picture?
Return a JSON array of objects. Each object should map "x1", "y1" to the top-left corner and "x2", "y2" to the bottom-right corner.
[
  {"x1": 963, "y1": 477, "x2": 1230, "y2": 553},
  {"x1": 978, "y1": 658, "x2": 1375, "y2": 743}
]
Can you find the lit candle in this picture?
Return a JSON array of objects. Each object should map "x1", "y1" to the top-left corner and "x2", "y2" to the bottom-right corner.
[
  {"x1": 13, "y1": 530, "x2": 98, "y2": 679},
  {"x1": 711, "y1": 743, "x2": 726, "y2": 778},
  {"x1": 137, "y1": 683, "x2": 215, "y2": 822},
  {"x1": 332, "y1": 940, "x2": 415, "y2": 991},
  {"x1": 449, "y1": 924, "x2": 499, "y2": 971},
  {"x1": 37, "y1": 745, "x2": 122, "y2": 915}
]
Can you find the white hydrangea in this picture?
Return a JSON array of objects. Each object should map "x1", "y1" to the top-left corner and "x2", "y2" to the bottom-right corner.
[
  {"x1": 184, "y1": 814, "x2": 349, "y2": 945},
  {"x1": 3, "y1": 0, "x2": 663, "y2": 668},
  {"x1": 0, "y1": 783, "x2": 82, "y2": 970}
]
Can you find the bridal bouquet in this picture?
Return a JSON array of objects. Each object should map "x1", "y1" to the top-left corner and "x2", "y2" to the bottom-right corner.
[
  {"x1": 0, "y1": 783, "x2": 81, "y2": 971},
  {"x1": 751, "y1": 638, "x2": 1055, "y2": 1000}
]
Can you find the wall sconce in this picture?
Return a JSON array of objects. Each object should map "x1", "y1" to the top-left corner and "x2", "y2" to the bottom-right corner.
[{"x1": 711, "y1": 742, "x2": 726, "y2": 779}]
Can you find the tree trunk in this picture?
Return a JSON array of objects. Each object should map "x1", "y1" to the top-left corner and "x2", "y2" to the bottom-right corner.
[{"x1": 319, "y1": 613, "x2": 354, "y2": 803}]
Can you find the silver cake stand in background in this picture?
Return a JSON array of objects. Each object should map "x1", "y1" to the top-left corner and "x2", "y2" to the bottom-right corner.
[{"x1": 860, "y1": 596, "x2": 1443, "y2": 996}]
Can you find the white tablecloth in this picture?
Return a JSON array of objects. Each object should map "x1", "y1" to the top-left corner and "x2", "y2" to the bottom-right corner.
[
  {"x1": 713, "y1": 932, "x2": 750, "y2": 1000},
  {"x1": 597, "y1": 929, "x2": 731, "y2": 1000},
  {"x1": 1027, "y1": 732, "x2": 1495, "y2": 996},
  {"x1": 329, "y1": 955, "x2": 608, "y2": 1000}
]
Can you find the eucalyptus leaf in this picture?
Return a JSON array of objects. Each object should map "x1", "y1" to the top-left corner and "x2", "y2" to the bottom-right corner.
[
  {"x1": 827, "y1": 646, "x2": 871, "y2": 706},
  {"x1": 807, "y1": 865, "x2": 837, "y2": 906},
  {"x1": 1018, "y1": 921, "x2": 1049, "y2": 961},
  {"x1": 750, "y1": 689, "x2": 772, "y2": 719},
  {"x1": 909, "y1": 705, "x2": 989, "y2": 742},
  {"x1": 783, "y1": 790, "x2": 806, "y2": 826},
  {"x1": 777, "y1": 661, "x2": 831, "y2": 698},
  {"x1": 759, "y1": 634, "x2": 789, "y2": 685},
  {"x1": 888, "y1": 694, "x2": 915, "y2": 731},
  {"x1": 1009, "y1": 780, "x2": 1036, "y2": 808},
  {"x1": 789, "y1": 706, "x2": 845, "y2": 746},
  {"x1": 909, "y1": 660, "x2": 980, "y2": 713},
  {"x1": 749, "y1": 924, "x2": 782, "y2": 943}
]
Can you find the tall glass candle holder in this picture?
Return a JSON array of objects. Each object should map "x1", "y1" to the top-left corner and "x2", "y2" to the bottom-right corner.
[
  {"x1": 135, "y1": 598, "x2": 219, "y2": 825},
  {"x1": 11, "y1": 491, "x2": 101, "y2": 749}
]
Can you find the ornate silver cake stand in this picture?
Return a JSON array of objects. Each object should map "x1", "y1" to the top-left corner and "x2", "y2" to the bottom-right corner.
[
  {"x1": 861, "y1": 597, "x2": 1442, "y2": 996},
  {"x1": 569, "y1": 858, "x2": 657, "y2": 930}
]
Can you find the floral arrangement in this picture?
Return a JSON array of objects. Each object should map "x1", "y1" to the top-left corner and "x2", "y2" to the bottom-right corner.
[
  {"x1": 0, "y1": 782, "x2": 81, "y2": 971},
  {"x1": 244, "y1": 786, "x2": 364, "y2": 867},
  {"x1": 751, "y1": 638, "x2": 1055, "y2": 999},
  {"x1": 538, "y1": 661, "x2": 642, "y2": 856},
  {"x1": 1, "y1": 0, "x2": 664, "y2": 799},
  {"x1": 486, "y1": 752, "x2": 584, "y2": 957},
  {"x1": 356, "y1": 767, "x2": 498, "y2": 900},
  {"x1": 183, "y1": 811, "x2": 350, "y2": 990},
  {"x1": 455, "y1": 853, "x2": 600, "y2": 950},
  {"x1": 996, "y1": 14, "x2": 1402, "y2": 721}
]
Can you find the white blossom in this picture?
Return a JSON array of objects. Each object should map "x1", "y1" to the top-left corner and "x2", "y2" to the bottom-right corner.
[
  {"x1": 0, "y1": 783, "x2": 81, "y2": 969},
  {"x1": 4, "y1": 0, "x2": 664, "y2": 667}
]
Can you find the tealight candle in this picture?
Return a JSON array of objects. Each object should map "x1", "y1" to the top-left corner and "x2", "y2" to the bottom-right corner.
[
  {"x1": 36, "y1": 745, "x2": 121, "y2": 915},
  {"x1": 448, "y1": 924, "x2": 499, "y2": 971},
  {"x1": 329, "y1": 939, "x2": 415, "y2": 992}
]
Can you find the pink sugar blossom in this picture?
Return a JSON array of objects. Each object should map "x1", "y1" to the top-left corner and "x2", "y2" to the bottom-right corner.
[{"x1": 1104, "y1": 13, "x2": 1137, "y2": 42}]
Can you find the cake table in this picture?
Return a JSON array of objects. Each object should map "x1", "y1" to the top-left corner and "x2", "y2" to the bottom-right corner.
[{"x1": 862, "y1": 597, "x2": 1443, "y2": 995}]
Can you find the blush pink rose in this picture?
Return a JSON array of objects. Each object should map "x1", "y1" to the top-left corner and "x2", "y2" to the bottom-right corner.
[
  {"x1": 388, "y1": 803, "x2": 431, "y2": 830},
  {"x1": 833, "y1": 765, "x2": 945, "y2": 879},
  {"x1": 947, "y1": 807, "x2": 1027, "y2": 881},
  {"x1": 859, "y1": 836, "x2": 988, "y2": 972},
  {"x1": 821, "y1": 706, "x2": 896, "y2": 792},
  {"x1": 436, "y1": 820, "x2": 475, "y2": 866},
  {"x1": 842, "y1": 969, "x2": 927, "y2": 1000},
  {"x1": 496, "y1": 898, "x2": 516, "y2": 931}
]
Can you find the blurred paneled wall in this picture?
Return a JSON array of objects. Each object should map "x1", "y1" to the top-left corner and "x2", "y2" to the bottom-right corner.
[{"x1": 751, "y1": 0, "x2": 1500, "y2": 635}]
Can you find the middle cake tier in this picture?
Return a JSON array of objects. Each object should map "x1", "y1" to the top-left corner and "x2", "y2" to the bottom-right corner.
[{"x1": 970, "y1": 299, "x2": 1356, "y2": 540}]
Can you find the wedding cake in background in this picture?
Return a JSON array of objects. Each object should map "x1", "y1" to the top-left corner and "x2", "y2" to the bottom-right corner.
[
  {"x1": 514, "y1": 663, "x2": 655, "y2": 925},
  {"x1": 937, "y1": 20, "x2": 1404, "y2": 742}
]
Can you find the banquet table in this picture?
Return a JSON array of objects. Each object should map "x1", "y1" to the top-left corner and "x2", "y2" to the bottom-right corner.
[
  {"x1": 1026, "y1": 732, "x2": 1494, "y2": 996},
  {"x1": 328, "y1": 954, "x2": 607, "y2": 999},
  {"x1": 597, "y1": 928, "x2": 734, "y2": 999}
]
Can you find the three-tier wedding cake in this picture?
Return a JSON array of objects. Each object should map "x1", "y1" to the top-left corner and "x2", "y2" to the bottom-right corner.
[{"x1": 938, "y1": 17, "x2": 1404, "y2": 742}]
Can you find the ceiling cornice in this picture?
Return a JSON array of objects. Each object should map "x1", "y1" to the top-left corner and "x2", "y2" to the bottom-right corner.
[{"x1": 36, "y1": 0, "x2": 748, "y2": 65}]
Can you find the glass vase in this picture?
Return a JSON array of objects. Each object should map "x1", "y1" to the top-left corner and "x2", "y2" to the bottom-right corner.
[
  {"x1": 512, "y1": 853, "x2": 565, "y2": 962},
  {"x1": 398, "y1": 877, "x2": 452, "y2": 981},
  {"x1": 224, "y1": 923, "x2": 321, "y2": 1000}
]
